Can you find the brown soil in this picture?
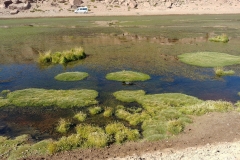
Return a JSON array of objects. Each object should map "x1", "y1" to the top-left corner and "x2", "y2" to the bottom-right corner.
[{"x1": 27, "y1": 111, "x2": 240, "y2": 160}]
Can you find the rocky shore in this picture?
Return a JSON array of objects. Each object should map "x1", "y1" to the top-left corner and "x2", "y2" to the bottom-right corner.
[{"x1": 1, "y1": 0, "x2": 240, "y2": 18}]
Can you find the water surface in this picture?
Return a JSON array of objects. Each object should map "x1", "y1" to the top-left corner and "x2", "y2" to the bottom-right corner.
[{"x1": 1, "y1": 15, "x2": 240, "y2": 139}]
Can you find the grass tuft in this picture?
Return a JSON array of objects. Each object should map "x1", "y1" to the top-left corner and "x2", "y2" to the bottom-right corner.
[
  {"x1": 167, "y1": 120, "x2": 185, "y2": 135},
  {"x1": 54, "y1": 72, "x2": 89, "y2": 81},
  {"x1": 73, "y1": 111, "x2": 87, "y2": 122},
  {"x1": 180, "y1": 100, "x2": 234, "y2": 116},
  {"x1": 105, "y1": 122, "x2": 140, "y2": 144},
  {"x1": 214, "y1": 67, "x2": 235, "y2": 77},
  {"x1": 56, "y1": 118, "x2": 71, "y2": 134},
  {"x1": 103, "y1": 107, "x2": 114, "y2": 117},
  {"x1": 209, "y1": 34, "x2": 229, "y2": 43},
  {"x1": 88, "y1": 106, "x2": 102, "y2": 115},
  {"x1": 38, "y1": 47, "x2": 86, "y2": 65}
]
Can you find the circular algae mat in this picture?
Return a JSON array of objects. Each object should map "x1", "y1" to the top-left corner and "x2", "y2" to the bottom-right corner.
[
  {"x1": 106, "y1": 70, "x2": 150, "y2": 82},
  {"x1": 178, "y1": 52, "x2": 240, "y2": 67},
  {"x1": 55, "y1": 72, "x2": 89, "y2": 81}
]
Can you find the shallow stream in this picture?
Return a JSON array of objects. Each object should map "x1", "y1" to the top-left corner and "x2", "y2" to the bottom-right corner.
[{"x1": 0, "y1": 15, "x2": 240, "y2": 140}]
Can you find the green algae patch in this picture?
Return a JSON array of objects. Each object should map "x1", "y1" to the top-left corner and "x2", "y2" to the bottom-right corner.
[
  {"x1": 54, "y1": 72, "x2": 89, "y2": 81},
  {"x1": 38, "y1": 47, "x2": 86, "y2": 65},
  {"x1": 106, "y1": 70, "x2": 150, "y2": 82},
  {"x1": 209, "y1": 34, "x2": 229, "y2": 43},
  {"x1": 6, "y1": 88, "x2": 98, "y2": 108},
  {"x1": 178, "y1": 52, "x2": 240, "y2": 67}
]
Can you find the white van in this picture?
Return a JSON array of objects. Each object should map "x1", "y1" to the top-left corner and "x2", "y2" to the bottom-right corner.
[{"x1": 74, "y1": 7, "x2": 88, "y2": 14}]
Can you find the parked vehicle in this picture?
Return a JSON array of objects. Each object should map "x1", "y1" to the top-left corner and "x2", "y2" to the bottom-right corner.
[{"x1": 74, "y1": 7, "x2": 88, "y2": 13}]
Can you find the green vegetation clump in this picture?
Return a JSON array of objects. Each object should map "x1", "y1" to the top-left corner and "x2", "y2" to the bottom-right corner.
[
  {"x1": 106, "y1": 70, "x2": 150, "y2": 82},
  {"x1": 180, "y1": 100, "x2": 234, "y2": 116},
  {"x1": 49, "y1": 124, "x2": 109, "y2": 154},
  {"x1": 137, "y1": 93, "x2": 203, "y2": 109},
  {"x1": 0, "y1": 135, "x2": 50, "y2": 159},
  {"x1": 105, "y1": 122, "x2": 140, "y2": 143},
  {"x1": 0, "y1": 97, "x2": 9, "y2": 107},
  {"x1": 113, "y1": 90, "x2": 145, "y2": 102},
  {"x1": 113, "y1": 90, "x2": 205, "y2": 141},
  {"x1": 88, "y1": 106, "x2": 102, "y2": 115},
  {"x1": 115, "y1": 107, "x2": 150, "y2": 126},
  {"x1": 54, "y1": 72, "x2": 89, "y2": 81},
  {"x1": 0, "y1": 90, "x2": 10, "y2": 107},
  {"x1": 75, "y1": 124, "x2": 109, "y2": 148},
  {"x1": 5, "y1": 88, "x2": 98, "y2": 108},
  {"x1": 8, "y1": 140, "x2": 50, "y2": 160},
  {"x1": 214, "y1": 67, "x2": 235, "y2": 76},
  {"x1": 48, "y1": 134, "x2": 83, "y2": 154},
  {"x1": 178, "y1": 52, "x2": 240, "y2": 67},
  {"x1": 209, "y1": 34, "x2": 229, "y2": 43},
  {"x1": 38, "y1": 47, "x2": 86, "y2": 65},
  {"x1": 73, "y1": 111, "x2": 87, "y2": 122},
  {"x1": 103, "y1": 107, "x2": 114, "y2": 117},
  {"x1": 56, "y1": 118, "x2": 71, "y2": 134}
]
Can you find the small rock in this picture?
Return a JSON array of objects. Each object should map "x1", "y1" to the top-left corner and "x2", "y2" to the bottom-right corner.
[{"x1": 10, "y1": 9, "x2": 19, "y2": 14}]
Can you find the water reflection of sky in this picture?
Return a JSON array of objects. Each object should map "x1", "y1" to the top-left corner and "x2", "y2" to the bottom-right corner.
[{"x1": 1, "y1": 64, "x2": 240, "y2": 103}]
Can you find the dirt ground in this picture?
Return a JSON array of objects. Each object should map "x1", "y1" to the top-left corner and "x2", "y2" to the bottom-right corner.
[{"x1": 26, "y1": 111, "x2": 240, "y2": 160}]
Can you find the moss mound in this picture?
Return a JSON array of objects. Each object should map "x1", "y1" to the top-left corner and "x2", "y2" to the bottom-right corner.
[
  {"x1": 38, "y1": 47, "x2": 86, "y2": 65},
  {"x1": 106, "y1": 70, "x2": 150, "y2": 82},
  {"x1": 178, "y1": 52, "x2": 240, "y2": 67},
  {"x1": 3, "y1": 88, "x2": 98, "y2": 108},
  {"x1": 113, "y1": 90, "x2": 145, "y2": 102},
  {"x1": 54, "y1": 72, "x2": 89, "y2": 81}
]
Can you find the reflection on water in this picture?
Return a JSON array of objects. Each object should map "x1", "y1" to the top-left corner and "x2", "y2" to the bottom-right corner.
[{"x1": 1, "y1": 15, "x2": 240, "y2": 139}]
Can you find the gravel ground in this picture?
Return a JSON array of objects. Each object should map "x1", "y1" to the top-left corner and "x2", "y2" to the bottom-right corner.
[{"x1": 111, "y1": 141, "x2": 240, "y2": 160}]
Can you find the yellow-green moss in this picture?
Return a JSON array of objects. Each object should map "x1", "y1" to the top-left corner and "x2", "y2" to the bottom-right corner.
[
  {"x1": 73, "y1": 111, "x2": 87, "y2": 122},
  {"x1": 38, "y1": 47, "x2": 86, "y2": 65},
  {"x1": 56, "y1": 118, "x2": 71, "y2": 134},
  {"x1": 6, "y1": 88, "x2": 98, "y2": 108},
  {"x1": 88, "y1": 106, "x2": 102, "y2": 115},
  {"x1": 214, "y1": 67, "x2": 235, "y2": 77},
  {"x1": 113, "y1": 90, "x2": 145, "y2": 102},
  {"x1": 106, "y1": 70, "x2": 150, "y2": 82},
  {"x1": 103, "y1": 107, "x2": 114, "y2": 117},
  {"x1": 178, "y1": 52, "x2": 240, "y2": 67},
  {"x1": 180, "y1": 100, "x2": 234, "y2": 116},
  {"x1": 209, "y1": 34, "x2": 229, "y2": 43},
  {"x1": 54, "y1": 72, "x2": 89, "y2": 81}
]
